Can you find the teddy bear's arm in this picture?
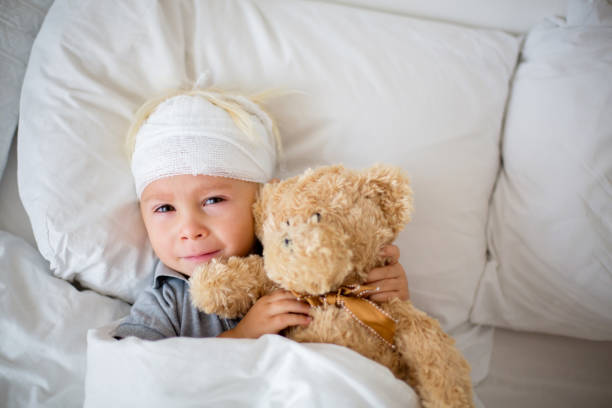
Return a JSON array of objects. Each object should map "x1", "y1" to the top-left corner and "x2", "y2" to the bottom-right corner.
[
  {"x1": 189, "y1": 255, "x2": 273, "y2": 319},
  {"x1": 389, "y1": 299, "x2": 474, "y2": 408}
]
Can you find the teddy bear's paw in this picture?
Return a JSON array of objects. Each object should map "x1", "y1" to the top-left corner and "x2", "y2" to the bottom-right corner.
[{"x1": 189, "y1": 255, "x2": 267, "y2": 318}]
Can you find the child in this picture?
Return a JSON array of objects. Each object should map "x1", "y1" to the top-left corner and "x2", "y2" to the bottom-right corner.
[{"x1": 113, "y1": 87, "x2": 409, "y2": 341}]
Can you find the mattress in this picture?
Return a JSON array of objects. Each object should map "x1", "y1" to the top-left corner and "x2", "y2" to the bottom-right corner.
[{"x1": 476, "y1": 328, "x2": 612, "y2": 407}]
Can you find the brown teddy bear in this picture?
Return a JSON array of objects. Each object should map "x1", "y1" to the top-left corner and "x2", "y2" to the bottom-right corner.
[{"x1": 190, "y1": 164, "x2": 474, "y2": 408}]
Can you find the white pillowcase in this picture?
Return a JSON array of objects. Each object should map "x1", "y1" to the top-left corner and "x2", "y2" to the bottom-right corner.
[
  {"x1": 316, "y1": 0, "x2": 568, "y2": 33},
  {"x1": 19, "y1": 0, "x2": 521, "y2": 381},
  {"x1": 471, "y1": 0, "x2": 612, "y2": 340}
]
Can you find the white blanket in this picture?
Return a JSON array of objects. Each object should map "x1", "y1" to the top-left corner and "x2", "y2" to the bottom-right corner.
[
  {"x1": 0, "y1": 232, "x2": 130, "y2": 407},
  {"x1": 85, "y1": 327, "x2": 420, "y2": 407}
]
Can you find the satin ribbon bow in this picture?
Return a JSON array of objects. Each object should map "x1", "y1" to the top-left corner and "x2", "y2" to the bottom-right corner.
[{"x1": 292, "y1": 285, "x2": 397, "y2": 348}]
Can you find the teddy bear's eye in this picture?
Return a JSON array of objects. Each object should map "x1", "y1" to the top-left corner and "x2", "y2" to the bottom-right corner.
[
  {"x1": 285, "y1": 220, "x2": 290, "y2": 226},
  {"x1": 283, "y1": 238, "x2": 292, "y2": 247},
  {"x1": 312, "y1": 212, "x2": 321, "y2": 223}
]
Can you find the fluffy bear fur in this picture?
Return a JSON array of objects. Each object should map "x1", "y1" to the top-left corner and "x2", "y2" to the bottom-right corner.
[{"x1": 190, "y1": 164, "x2": 473, "y2": 408}]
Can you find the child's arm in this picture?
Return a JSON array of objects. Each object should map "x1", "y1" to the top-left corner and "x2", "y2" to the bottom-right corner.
[
  {"x1": 365, "y1": 244, "x2": 410, "y2": 301},
  {"x1": 218, "y1": 290, "x2": 312, "y2": 338}
]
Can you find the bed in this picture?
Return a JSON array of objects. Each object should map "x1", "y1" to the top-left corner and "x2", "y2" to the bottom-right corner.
[{"x1": 1, "y1": 0, "x2": 611, "y2": 407}]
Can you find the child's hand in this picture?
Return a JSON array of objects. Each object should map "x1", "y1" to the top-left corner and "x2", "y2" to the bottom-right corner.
[
  {"x1": 219, "y1": 290, "x2": 311, "y2": 339},
  {"x1": 365, "y1": 244, "x2": 410, "y2": 302}
]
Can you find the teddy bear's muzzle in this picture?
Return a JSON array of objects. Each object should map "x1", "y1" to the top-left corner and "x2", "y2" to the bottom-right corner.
[{"x1": 263, "y1": 223, "x2": 354, "y2": 295}]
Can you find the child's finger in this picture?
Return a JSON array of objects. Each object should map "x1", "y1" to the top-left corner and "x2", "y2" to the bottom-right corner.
[
  {"x1": 366, "y1": 264, "x2": 403, "y2": 283},
  {"x1": 366, "y1": 268, "x2": 394, "y2": 283},
  {"x1": 270, "y1": 313, "x2": 312, "y2": 331},
  {"x1": 380, "y1": 244, "x2": 400, "y2": 265},
  {"x1": 366, "y1": 277, "x2": 397, "y2": 293},
  {"x1": 267, "y1": 298, "x2": 311, "y2": 316},
  {"x1": 365, "y1": 275, "x2": 410, "y2": 301},
  {"x1": 368, "y1": 290, "x2": 401, "y2": 303}
]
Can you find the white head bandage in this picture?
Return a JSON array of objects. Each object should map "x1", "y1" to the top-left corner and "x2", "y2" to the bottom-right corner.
[{"x1": 131, "y1": 92, "x2": 278, "y2": 198}]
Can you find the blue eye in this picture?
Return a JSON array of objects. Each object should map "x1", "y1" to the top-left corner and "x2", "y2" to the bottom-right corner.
[
  {"x1": 204, "y1": 197, "x2": 224, "y2": 206},
  {"x1": 155, "y1": 204, "x2": 174, "y2": 213}
]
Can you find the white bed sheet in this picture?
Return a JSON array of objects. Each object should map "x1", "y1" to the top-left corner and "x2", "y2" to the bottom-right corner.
[
  {"x1": 0, "y1": 137, "x2": 35, "y2": 247},
  {"x1": 0, "y1": 230, "x2": 130, "y2": 408}
]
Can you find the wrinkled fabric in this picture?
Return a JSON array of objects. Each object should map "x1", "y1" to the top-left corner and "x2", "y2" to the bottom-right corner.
[
  {"x1": 0, "y1": 0, "x2": 53, "y2": 178},
  {"x1": 471, "y1": 1, "x2": 612, "y2": 340},
  {"x1": 0, "y1": 232, "x2": 130, "y2": 408},
  {"x1": 85, "y1": 329, "x2": 419, "y2": 408}
]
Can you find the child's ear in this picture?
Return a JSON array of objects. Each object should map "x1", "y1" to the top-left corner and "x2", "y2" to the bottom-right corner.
[{"x1": 359, "y1": 164, "x2": 413, "y2": 234}]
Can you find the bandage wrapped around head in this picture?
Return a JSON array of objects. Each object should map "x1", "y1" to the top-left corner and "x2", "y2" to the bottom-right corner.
[{"x1": 130, "y1": 91, "x2": 279, "y2": 198}]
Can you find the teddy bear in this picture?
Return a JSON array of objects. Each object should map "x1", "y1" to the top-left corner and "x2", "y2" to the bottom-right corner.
[{"x1": 190, "y1": 164, "x2": 474, "y2": 408}]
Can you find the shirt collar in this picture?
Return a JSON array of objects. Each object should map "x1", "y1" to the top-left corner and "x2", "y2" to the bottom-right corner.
[{"x1": 153, "y1": 261, "x2": 189, "y2": 289}]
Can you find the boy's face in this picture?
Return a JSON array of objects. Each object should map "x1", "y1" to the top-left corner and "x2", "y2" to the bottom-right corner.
[{"x1": 140, "y1": 174, "x2": 259, "y2": 277}]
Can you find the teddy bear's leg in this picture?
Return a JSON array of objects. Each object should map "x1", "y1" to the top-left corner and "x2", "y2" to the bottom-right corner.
[
  {"x1": 189, "y1": 255, "x2": 273, "y2": 319},
  {"x1": 387, "y1": 299, "x2": 474, "y2": 408}
]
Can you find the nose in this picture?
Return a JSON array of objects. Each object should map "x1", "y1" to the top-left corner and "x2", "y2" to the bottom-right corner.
[{"x1": 179, "y1": 212, "x2": 209, "y2": 241}]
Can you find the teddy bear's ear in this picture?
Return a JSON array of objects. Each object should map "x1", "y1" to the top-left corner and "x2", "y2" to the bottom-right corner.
[
  {"x1": 360, "y1": 164, "x2": 414, "y2": 234},
  {"x1": 252, "y1": 183, "x2": 269, "y2": 241}
]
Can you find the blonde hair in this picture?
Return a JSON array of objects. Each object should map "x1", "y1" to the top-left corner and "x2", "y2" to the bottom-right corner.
[{"x1": 125, "y1": 88, "x2": 282, "y2": 161}]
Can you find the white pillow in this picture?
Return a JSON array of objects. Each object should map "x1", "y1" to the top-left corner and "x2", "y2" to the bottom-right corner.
[
  {"x1": 471, "y1": 0, "x2": 612, "y2": 340},
  {"x1": 315, "y1": 0, "x2": 568, "y2": 33},
  {"x1": 567, "y1": 0, "x2": 612, "y2": 25},
  {"x1": 19, "y1": 0, "x2": 520, "y2": 381}
]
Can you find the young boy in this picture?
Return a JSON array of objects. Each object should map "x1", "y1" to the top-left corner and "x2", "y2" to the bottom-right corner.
[{"x1": 113, "y1": 89, "x2": 409, "y2": 341}]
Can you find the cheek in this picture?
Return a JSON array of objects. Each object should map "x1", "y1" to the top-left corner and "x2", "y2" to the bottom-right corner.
[
  {"x1": 148, "y1": 228, "x2": 167, "y2": 249},
  {"x1": 142, "y1": 217, "x2": 172, "y2": 256},
  {"x1": 148, "y1": 228, "x2": 167, "y2": 256},
  {"x1": 224, "y1": 210, "x2": 256, "y2": 254}
]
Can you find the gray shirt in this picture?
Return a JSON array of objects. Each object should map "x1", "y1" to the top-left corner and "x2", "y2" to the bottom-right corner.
[{"x1": 113, "y1": 261, "x2": 240, "y2": 340}]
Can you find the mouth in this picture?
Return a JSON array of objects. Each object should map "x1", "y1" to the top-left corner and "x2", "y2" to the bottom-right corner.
[{"x1": 182, "y1": 250, "x2": 221, "y2": 263}]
